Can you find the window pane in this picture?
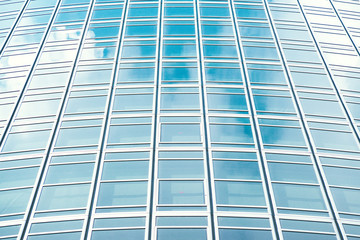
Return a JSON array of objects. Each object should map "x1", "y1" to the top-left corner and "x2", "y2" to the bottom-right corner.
[
  {"x1": 268, "y1": 162, "x2": 317, "y2": 183},
  {"x1": 331, "y1": 187, "x2": 360, "y2": 214},
  {"x1": 215, "y1": 181, "x2": 265, "y2": 205},
  {"x1": 282, "y1": 232, "x2": 337, "y2": 240},
  {"x1": 219, "y1": 229, "x2": 272, "y2": 240},
  {"x1": 157, "y1": 229, "x2": 207, "y2": 240},
  {"x1": 161, "y1": 124, "x2": 201, "y2": 142},
  {"x1": 102, "y1": 161, "x2": 149, "y2": 180},
  {"x1": 0, "y1": 167, "x2": 38, "y2": 189},
  {"x1": 91, "y1": 229, "x2": 144, "y2": 240},
  {"x1": 159, "y1": 181, "x2": 204, "y2": 204},
  {"x1": 272, "y1": 184, "x2": 326, "y2": 210},
  {"x1": 45, "y1": 163, "x2": 94, "y2": 184},
  {"x1": 158, "y1": 160, "x2": 204, "y2": 178},
  {"x1": 97, "y1": 182, "x2": 147, "y2": 206},
  {"x1": 56, "y1": 127, "x2": 101, "y2": 147},
  {"x1": 36, "y1": 184, "x2": 90, "y2": 211},
  {"x1": 108, "y1": 125, "x2": 151, "y2": 143},
  {"x1": 213, "y1": 161, "x2": 260, "y2": 180},
  {"x1": 161, "y1": 93, "x2": 199, "y2": 109},
  {"x1": 210, "y1": 124, "x2": 253, "y2": 143},
  {"x1": 28, "y1": 232, "x2": 82, "y2": 240},
  {"x1": 0, "y1": 188, "x2": 32, "y2": 214}
]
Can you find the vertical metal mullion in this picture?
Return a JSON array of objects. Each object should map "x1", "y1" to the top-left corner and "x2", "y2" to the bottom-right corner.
[
  {"x1": 0, "y1": 0, "x2": 63, "y2": 150},
  {"x1": 82, "y1": 0, "x2": 130, "y2": 239},
  {"x1": 18, "y1": 0, "x2": 96, "y2": 239},
  {"x1": 262, "y1": 1, "x2": 346, "y2": 239},
  {"x1": 194, "y1": 0, "x2": 215, "y2": 240},
  {"x1": 0, "y1": 0, "x2": 31, "y2": 56},
  {"x1": 228, "y1": 1, "x2": 281, "y2": 240},
  {"x1": 328, "y1": 0, "x2": 360, "y2": 56},
  {"x1": 148, "y1": 0, "x2": 163, "y2": 239},
  {"x1": 296, "y1": 0, "x2": 360, "y2": 145}
]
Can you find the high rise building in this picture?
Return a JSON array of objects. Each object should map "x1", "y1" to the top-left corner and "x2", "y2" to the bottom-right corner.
[{"x1": 0, "y1": 0, "x2": 360, "y2": 239}]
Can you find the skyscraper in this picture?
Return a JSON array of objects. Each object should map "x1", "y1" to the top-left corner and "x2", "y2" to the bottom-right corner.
[{"x1": 0, "y1": 0, "x2": 360, "y2": 239}]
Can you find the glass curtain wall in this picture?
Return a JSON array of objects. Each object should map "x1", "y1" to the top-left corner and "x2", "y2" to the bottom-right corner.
[{"x1": 0, "y1": 0, "x2": 360, "y2": 239}]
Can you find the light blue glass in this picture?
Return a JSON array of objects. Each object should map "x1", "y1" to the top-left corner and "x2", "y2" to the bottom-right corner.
[
  {"x1": 122, "y1": 44, "x2": 156, "y2": 59},
  {"x1": 162, "y1": 66, "x2": 198, "y2": 82},
  {"x1": 55, "y1": 126, "x2": 101, "y2": 147},
  {"x1": 128, "y1": 6, "x2": 158, "y2": 18},
  {"x1": 236, "y1": 7, "x2": 267, "y2": 19},
  {"x1": 65, "y1": 96, "x2": 107, "y2": 113},
  {"x1": 161, "y1": 93, "x2": 199, "y2": 109},
  {"x1": 36, "y1": 184, "x2": 90, "y2": 211},
  {"x1": 2, "y1": 130, "x2": 51, "y2": 152},
  {"x1": 310, "y1": 129, "x2": 359, "y2": 151},
  {"x1": 202, "y1": 24, "x2": 233, "y2": 37},
  {"x1": 218, "y1": 217, "x2": 270, "y2": 228},
  {"x1": 280, "y1": 219, "x2": 335, "y2": 232},
  {"x1": 157, "y1": 229, "x2": 207, "y2": 240},
  {"x1": 125, "y1": 24, "x2": 157, "y2": 37},
  {"x1": 87, "y1": 26, "x2": 120, "y2": 39},
  {"x1": 27, "y1": 0, "x2": 58, "y2": 9},
  {"x1": 158, "y1": 160, "x2": 204, "y2": 178},
  {"x1": 157, "y1": 217, "x2": 207, "y2": 226},
  {"x1": 272, "y1": 183, "x2": 326, "y2": 210},
  {"x1": 158, "y1": 181, "x2": 204, "y2": 204},
  {"x1": 248, "y1": 68, "x2": 287, "y2": 85},
  {"x1": 203, "y1": 44, "x2": 238, "y2": 58},
  {"x1": 254, "y1": 95, "x2": 295, "y2": 113},
  {"x1": 28, "y1": 232, "x2": 82, "y2": 240},
  {"x1": 160, "y1": 124, "x2": 201, "y2": 142},
  {"x1": 268, "y1": 162, "x2": 318, "y2": 183},
  {"x1": 73, "y1": 69, "x2": 112, "y2": 85},
  {"x1": 92, "y1": 7, "x2": 123, "y2": 21},
  {"x1": 300, "y1": 98, "x2": 345, "y2": 117},
  {"x1": 30, "y1": 220, "x2": 83, "y2": 233},
  {"x1": 164, "y1": 22, "x2": 195, "y2": 36},
  {"x1": 207, "y1": 94, "x2": 247, "y2": 111},
  {"x1": 282, "y1": 232, "x2": 337, "y2": 240},
  {"x1": 219, "y1": 229, "x2": 272, "y2": 239},
  {"x1": 101, "y1": 161, "x2": 149, "y2": 180},
  {"x1": 0, "y1": 225, "x2": 20, "y2": 237},
  {"x1": 165, "y1": 5, "x2": 194, "y2": 17},
  {"x1": 205, "y1": 63, "x2": 242, "y2": 83},
  {"x1": 91, "y1": 229, "x2": 144, "y2": 240},
  {"x1": 97, "y1": 181, "x2": 147, "y2": 206},
  {"x1": 331, "y1": 187, "x2": 360, "y2": 214},
  {"x1": 107, "y1": 124, "x2": 151, "y2": 144},
  {"x1": 200, "y1": 5, "x2": 229, "y2": 17},
  {"x1": 0, "y1": 167, "x2": 38, "y2": 189},
  {"x1": 0, "y1": 188, "x2": 32, "y2": 215},
  {"x1": 163, "y1": 41, "x2": 196, "y2": 57},
  {"x1": 343, "y1": 224, "x2": 360, "y2": 235},
  {"x1": 266, "y1": 153, "x2": 312, "y2": 163},
  {"x1": 324, "y1": 166, "x2": 360, "y2": 188},
  {"x1": 212, "y1": 151, "x2": 257, "y2": 160},
  {"x1": 239, "y1": 25, "x2": 272, "y2": 38},
  {"x1": 210, "y1": 124, "x2": 253, "y2": 143},
  {"x1": 213, "y1": 161, "x2": 261, "y2": 180},
  {"x1": 44, "y1": 163, "x2": 94, "y2": 184},
  {"x1": 243, "y1": 46, "x2": 279, "y2": 59},
  {"x1": 55, "y1": 9, "x2": 88, "y2": 23},
  {"x1": 260, "y1": 125, "x2": 306, "y2": 147},
  {"x1": 215, "y1": 181, "x2": 266, "y2": 205},
  {"x1": 93, "y1": 217, "x2": 145, "y2": 228},
  {"x1": 17, "y1": 99, "x2": 60, "y2": 118},
  {"x1": 113, "y1": 94, "x2": 153, "y2": 111}
]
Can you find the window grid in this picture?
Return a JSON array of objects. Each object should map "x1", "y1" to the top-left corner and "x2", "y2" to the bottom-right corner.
[{"x1": 0, "y1": 0, "x2": 360, "y2": 240}]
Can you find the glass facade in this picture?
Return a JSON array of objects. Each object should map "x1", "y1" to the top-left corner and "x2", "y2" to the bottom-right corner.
[{"x1": 0, "y1": 0, "x2": 360, "y2": 239}]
